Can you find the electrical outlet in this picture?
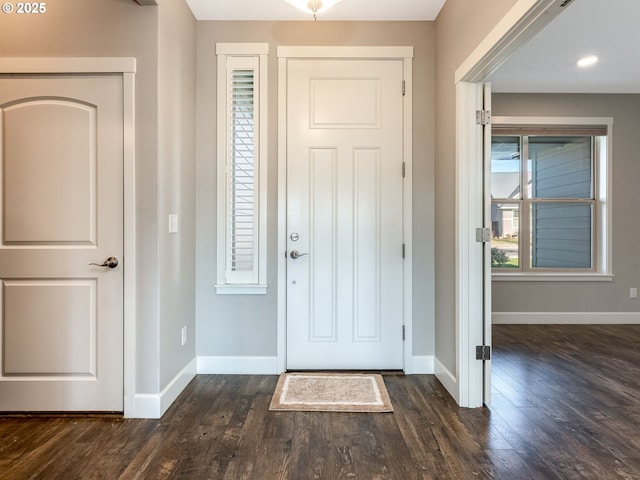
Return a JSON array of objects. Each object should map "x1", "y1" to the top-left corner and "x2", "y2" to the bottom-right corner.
[
  {"x1": 631, "y1": 288, "x2": 637, "y2": 299},
  {"x1": 181, "y1": 326, "x2": 188, "y2": 346}
]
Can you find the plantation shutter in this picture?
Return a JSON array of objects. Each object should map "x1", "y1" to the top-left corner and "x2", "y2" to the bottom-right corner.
[
  {"x1": 216, "y1": 44, "x2": 268, "y2": 294},
  {"x1": 226, "y1": 57, "x2": 260, "y2": 284}
]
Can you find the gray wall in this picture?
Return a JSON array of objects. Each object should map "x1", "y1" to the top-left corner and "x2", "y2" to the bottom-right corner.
[
  {"x1": 433, "y1": 0, "x2": 519, "y2": 375},
  {"x1": 492, "y1": 93, "x2": 640, "y2": 313},
  {"x1": 158, "y1": 0, "x2": 197, "y2": 389},
  {"x1": 195, "y1": 21, "x2": 436, "y2": 359},
  {"x1": 0, "y1": 0, "x2": 198, "y2": 396}
]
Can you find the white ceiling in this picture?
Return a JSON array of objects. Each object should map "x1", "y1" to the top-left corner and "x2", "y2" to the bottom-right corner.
[
  {"x1": 185, "y1": 0, "x2": 638, "y2": 94},
  {"x1": 185, "y1": 0, "x2": 446, "y2": 21},
  {"x1": 489, "y1": 0, "x2": 640, "y2": 94}
]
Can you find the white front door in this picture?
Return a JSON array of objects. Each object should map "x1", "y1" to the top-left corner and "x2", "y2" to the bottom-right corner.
[
  {"x1": 0, "y1": 74, "x2": 124, "y2": 411},
  {"x1": 286, "y1": 59, "x2": 404, "y2": 370}
]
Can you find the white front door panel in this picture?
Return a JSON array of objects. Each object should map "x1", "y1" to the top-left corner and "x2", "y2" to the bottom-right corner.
[{"x1": 286, "y1": 59, "x2": 404, "y2": 370}]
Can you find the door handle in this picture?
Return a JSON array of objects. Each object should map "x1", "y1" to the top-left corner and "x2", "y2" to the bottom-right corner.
[
  {"x1": 89, "y1": 256, "x2": 119, "y2": 268},
  {"x1": 290, "y1": 250, "x2": 308, "y2": 259}
]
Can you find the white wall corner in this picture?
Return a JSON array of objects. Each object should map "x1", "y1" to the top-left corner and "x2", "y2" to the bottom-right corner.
[
  {"x1": 130, "y1": 357, "x2": 197, "y2": 419},
  {"x1": 493, "y1": 312, "x2": 640, "y2": 325},
  {"x1": 412, "y1": 355, "x2": 435, "y2": 374},
  {"x1": 197, "y1": 356, "x2": 279, "y2": 375},
  {"x1": 434, "y1": 357, "x2": 459, "y2": 405}
]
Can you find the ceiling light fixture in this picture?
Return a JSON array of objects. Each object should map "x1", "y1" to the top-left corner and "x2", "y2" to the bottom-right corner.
[
  {"x1": 576, "y1": 55, "x2": 599, "y2": 68},
  {"x1": 283, "y1": 0, "x2": 343, "y2": 21}
]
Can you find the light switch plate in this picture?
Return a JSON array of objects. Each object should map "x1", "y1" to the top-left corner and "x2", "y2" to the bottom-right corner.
[{"x1": 169, "y1": 214, "x2": 179, "y2": 234}]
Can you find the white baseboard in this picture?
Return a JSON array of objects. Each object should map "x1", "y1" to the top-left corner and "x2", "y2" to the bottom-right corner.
[
  {"x1": 197, "y1": 356, "x2": 279, "y2": 375},
  {"x1": 434, "y1": 357, "x2": 458, "y2": 404},
  {"x1": 493, "y1": 312, "x2": 640, "y2": 325},
  {"x1": 129, "y1": 353, "x2": 442, "y2": 418},
  {"x1": 412, "y1": 355, "x2": 434, "y2": 374},
  {"x1": 131, "y1": 357, "x2": 197, "y2": 419}
]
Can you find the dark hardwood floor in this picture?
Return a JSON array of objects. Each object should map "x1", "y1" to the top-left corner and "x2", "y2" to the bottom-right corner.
[{"x1": 1, "y1": 324, "x2": 640, "y2": 479}]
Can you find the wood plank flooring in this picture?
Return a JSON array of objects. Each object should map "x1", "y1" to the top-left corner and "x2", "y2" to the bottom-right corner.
[
  {"x1": 1, "y1": 324, "x2": 640, "y2": 479},
  {"x1": 490, "y1": 324, "x2": 640, "y2": 480}
]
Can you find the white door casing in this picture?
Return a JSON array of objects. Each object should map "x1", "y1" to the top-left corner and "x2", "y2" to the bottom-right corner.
[
  {"x1": 278, "y1": 47, "x2": 414, "y2": 371},
  {"x1": 0, "y1": 66, "x2": 132, "y2": 412},
  {"x1": 452, "y1": 0, "x2": 566, "y2": 407}
]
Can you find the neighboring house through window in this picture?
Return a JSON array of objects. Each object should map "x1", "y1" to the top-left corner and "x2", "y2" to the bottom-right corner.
[
  {"x1": 491, "y1": 117, "x2": 612, "y2": 280},
  {"x1": 216, "y1": 43, "x2": 268, "y2": 294}
]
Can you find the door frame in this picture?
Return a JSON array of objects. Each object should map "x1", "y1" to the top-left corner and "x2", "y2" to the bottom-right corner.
[
  {"x1": 452, "y1": 0, "x2": 569, "y2": 406},
  {"x1": 0, "y1": 57, "x2": 136, "y2": 415},
  {"x1": 276, "y1": 46, "x2": 414, "y2": 373}
]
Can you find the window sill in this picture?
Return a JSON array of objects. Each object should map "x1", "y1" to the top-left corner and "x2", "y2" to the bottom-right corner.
[
  {"x1": 492, "y1": 273, "x2": 614, "y2": 282},
  {"x1": 215, "y1": 284, "x2": 268, "y2": 295}
]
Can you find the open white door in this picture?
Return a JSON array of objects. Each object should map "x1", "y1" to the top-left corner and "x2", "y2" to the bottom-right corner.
[
  {"x1": 481, "y1": 83, "x2": 492, "y2": 405},
  {"x1": 455, "y1": 81, "x2": 492, "y2": 407}
]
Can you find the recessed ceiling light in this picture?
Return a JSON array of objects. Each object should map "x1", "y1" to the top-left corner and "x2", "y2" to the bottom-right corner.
[{"x1": 577, "y1": 55, "x2": 599, "y2": 68}]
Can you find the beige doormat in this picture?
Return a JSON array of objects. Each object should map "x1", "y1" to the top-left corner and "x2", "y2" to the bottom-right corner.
[{"x1": 269, "y1": 373, "x2": 393, "y2": 413}]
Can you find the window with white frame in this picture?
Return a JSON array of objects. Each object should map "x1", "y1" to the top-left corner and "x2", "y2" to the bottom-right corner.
[
  {"x1": 216, "y1": 44, "x2": 268, "y2": 294},
  {"x1": 491, "y1": 118, "x2": 612, "y2": 279}
]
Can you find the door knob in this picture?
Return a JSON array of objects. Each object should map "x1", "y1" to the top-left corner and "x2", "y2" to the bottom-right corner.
[
  {"x1": 290, "y1": 250, "x2": 308, "y2": 259},
  {"x1": 89, "y1": 257, "x2": 119, "y2": 268}
]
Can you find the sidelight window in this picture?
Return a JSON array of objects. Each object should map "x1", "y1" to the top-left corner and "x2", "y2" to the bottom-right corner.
[{"x1": 216, "y1": 44, "x2": 268, "y2": 294}]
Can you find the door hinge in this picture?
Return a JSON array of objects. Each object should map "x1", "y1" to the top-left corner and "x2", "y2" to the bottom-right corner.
[
  {"x1": 402, "y1": 80, "x2": 406, "y2": 96},
  {"x1": 475, "y1": 227, "x2": 491, "y2": 243},
  {"x1": 402, "y1": 243, "x2": 405, "y2": 259},
  {"x1": 476, "y1": 109, "x2": 491, "y2": 126},
  {"x1": 476, "y1": 345, "x2": 491, "y2": 361},
  {"x1": 402, "y1": 325, "x2": 406, "y2": 341},
  {"x1": 402, "y1": 162, "x2": 406, "y2": 178}
]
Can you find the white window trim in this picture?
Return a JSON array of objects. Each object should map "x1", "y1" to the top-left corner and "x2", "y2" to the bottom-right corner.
[
  {"x1": 491, "y1": 116, "x2": 613, "y2": 282},
  {"x1": 216, "y1": 43, "x2": 268, "y2": 294}
]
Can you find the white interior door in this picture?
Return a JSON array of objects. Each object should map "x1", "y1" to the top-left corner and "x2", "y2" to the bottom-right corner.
[
  {"x1": 0, "y1": 74, "x2": 124, "y2": 411},
  {"x1": 286, "y1": 59, "x2": 404, "y2": 370}
]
